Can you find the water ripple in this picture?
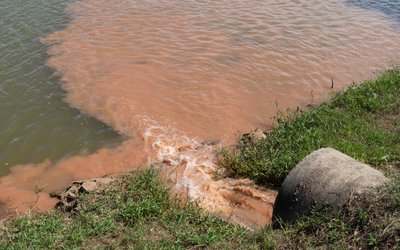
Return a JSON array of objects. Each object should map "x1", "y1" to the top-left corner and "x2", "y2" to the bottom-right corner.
[{"x1": 0, "y1": 0, "x2": 123, "y2": 174}]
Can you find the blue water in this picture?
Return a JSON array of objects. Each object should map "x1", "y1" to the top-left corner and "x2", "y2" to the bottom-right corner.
[{"x1": 347, "y1": 0, "x2": 400, "y2": 25}]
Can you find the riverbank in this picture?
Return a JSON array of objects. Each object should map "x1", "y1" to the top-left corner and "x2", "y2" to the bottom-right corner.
[
  {"x1": 220, "y1": 67, "x2": 400, "y2": 188},
  {"x1": 1, "y1": 68, "x2": 399, "y2": 248}
]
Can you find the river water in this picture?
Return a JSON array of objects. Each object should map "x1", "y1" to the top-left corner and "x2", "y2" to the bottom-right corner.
[
  {"x1": 0, "y1": 0, "x2": 124, "y2": 175},
  {"x1": 1, "y1": 0, "x2": 400, "y2": 226}
]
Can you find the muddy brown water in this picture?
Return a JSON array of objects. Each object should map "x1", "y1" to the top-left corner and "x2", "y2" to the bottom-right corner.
[{"x1": 1, "y1": 0, "x2": 400, "y2": 226}]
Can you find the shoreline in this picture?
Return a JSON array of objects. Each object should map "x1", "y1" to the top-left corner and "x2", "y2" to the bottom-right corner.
[{"x1": 1, "y1": 67, "x2": 399, "y2": 248}]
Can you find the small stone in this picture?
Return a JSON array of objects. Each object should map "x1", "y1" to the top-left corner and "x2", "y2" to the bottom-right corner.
[
  {"x1": 240, "y1": 129, "x2": 267, "y2": 146},
  {"x1": 80, "y1": 181, "x2": 98, "y2": 192},
  {"x1": 53, "y1": 177, "x2": 116, "y2": 211},
  {"x1": 248, "y1": 128, "x2": 267, "y2": 141},
  {"x1": 67, "y1": 185, "x2": 80, "y2": 195}
]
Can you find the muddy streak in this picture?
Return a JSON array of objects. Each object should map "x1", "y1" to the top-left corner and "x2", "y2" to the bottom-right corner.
[
  {"x1": 0, "y1": 139, "x2": 147, "y2": 214},
  {"x1": 1, "y1": 0, "x2": 400, "y2": 226},
  {"x1": 43, "y1": 1, "x2": 400, "y2": 140},
  {"x1": 156, "y1": 139, "x2": 277, "y2": 228},
  {"x1": 43, "y1": 0, "x2": 400, "y2": 142}
]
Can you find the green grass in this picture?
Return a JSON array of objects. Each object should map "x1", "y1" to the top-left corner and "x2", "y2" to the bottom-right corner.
[
  {"x1": 0, "y1": 169, "x2": 273, "y2": 249},
  {"x1": 220, "y1": 68, "x2": 400, "y2": 188},
  {"x1": 1, "y1": 169, "x2": 399, "y2": 249},
  {"x1": 1, "y1": 69, "x2": 400, "y2": 249}
]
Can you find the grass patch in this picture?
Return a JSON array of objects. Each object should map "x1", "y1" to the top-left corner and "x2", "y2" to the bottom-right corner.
[
  {"x1": 0, "y1": 169, "x2": 273, "y2": 249},
  {"x1": 220, "y1": 68, "x2": 400, "y2": 187},
  {"x1": 1, "y1": 170, "x2": 399, "y2": 249}
]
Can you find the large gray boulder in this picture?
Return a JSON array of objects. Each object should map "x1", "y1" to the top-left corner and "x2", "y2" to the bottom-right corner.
[{"x1": 273, "y1": 148, "x2": 389, "y2": 222}]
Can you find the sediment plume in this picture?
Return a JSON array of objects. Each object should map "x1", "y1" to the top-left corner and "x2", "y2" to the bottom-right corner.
[{"x1": 1, "y1": 0, "x2": 400, "y2": 227}]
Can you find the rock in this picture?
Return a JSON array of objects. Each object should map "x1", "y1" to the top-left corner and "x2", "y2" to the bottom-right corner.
[
  {"x1": 239, "y1": 129, "x2": 267, "y2": 147},
  {"x1": 77, "y1": 178, "x2": 114, "y2": 193},
  {"x1": 248, "y1": 128, "x2": 267, "y2": 141},
  {"x1": 273, "y1": 148, "x2": 390, "y2": 222},
  {"x1": 51, "y1": 177, "x2": 115, "y2": 211},
  {"x1": 80, "y1": 181, "x2": 98, "y2": 193}
]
